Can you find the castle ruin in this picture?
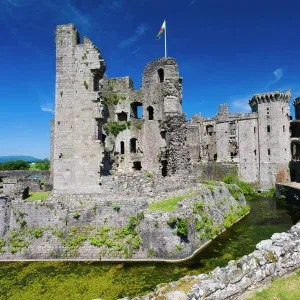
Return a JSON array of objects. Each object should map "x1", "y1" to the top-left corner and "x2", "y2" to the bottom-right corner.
[{"x1": 51, "y1": 24, "x2": 296, "y2": 193}]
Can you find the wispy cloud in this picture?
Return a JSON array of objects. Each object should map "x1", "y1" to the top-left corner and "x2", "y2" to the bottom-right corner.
[
  {"x1": 110, "y1": 0, "x2": 123, "y2": 9},
  {"x1": 265, "y1": 67, "x2": 284, "y2": 89},
  {"x1": 41, "y1": 104, "x2": 54, "y2": 113},
  {"x1": 5, "y1": 0, "x2": 34, "y2": 7},
  {"x1": 132, "y1": 46, "x2": 143, "y2": 54},
  {"x1": 231, "y1": 97, "x2": 251, "y2": 112},
  {"x1": 119, "y1": 24, "x2": 148, "y2": 48},
  {"x1": 189, "y1": 0, "x2": 197, "y2": 6}
]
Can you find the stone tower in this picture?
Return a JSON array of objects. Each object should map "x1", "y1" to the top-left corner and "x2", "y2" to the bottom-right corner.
[
  {"x1": 141, "y1": 57, "x2": 184, "y2": 174},
  {"x1": 249, "y1": 90, "x2": 291, "y2": 189},
  {"x1": 52, "y1": 24, "x2": 106, "y2": 193}
]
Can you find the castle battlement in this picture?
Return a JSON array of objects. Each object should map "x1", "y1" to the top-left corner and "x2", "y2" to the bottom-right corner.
[{"x1": 249, "y1": 90, "x2": 291, "y2": 107}]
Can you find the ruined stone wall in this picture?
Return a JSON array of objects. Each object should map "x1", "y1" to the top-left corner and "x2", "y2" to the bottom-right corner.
[
  {"x1": 238, "y1": 117, "x2": 259, "y2": 183},
  {"x1": 136, "y1": 222, "x2": 300, "y2": 300},
  {"x1": 164, "y1": 114, "x2": 192, "y2": 176},
  {"x1": 0, "y1": 183, "x2": 247, "y2": 260},
  {"x1": 0, "y1": 170, "x2": 50, "y2": 180},
  {"x1": 187, "y1": 125, "x2": 201, "y2": 162},
  {"x1": 53, "y1": 24, "x2": 106, "y2": 193},
  {"x1": 193, "y1": 162, "x2": 238, "y2": 182}
]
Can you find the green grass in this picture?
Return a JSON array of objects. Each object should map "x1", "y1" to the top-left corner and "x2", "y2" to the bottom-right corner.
[
  {"x1": 247, "y1": 270, "x2": 300, "y2": 299},
  {"x1": 148, "y1": 192, "x2": 195, "y2": 211},
  {"x1": 26, "y1": 192, "x2": 49, "y2": 201}
]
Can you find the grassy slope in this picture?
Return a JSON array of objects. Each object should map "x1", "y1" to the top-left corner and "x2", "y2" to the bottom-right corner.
[
  {"x1": 26, "y1": 192, "x2": 49, "y2": 201},
  {"x1": 148, "y1": 192, "x2": 195, "y2": 211},
  {"x1": 246, "y1": 270, "x2": 300, "y2": 300}
]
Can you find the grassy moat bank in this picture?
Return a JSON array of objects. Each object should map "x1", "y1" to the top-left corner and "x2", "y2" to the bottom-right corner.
[{"x1": 1, "y1": 196, "x2": 300, "y2": 300}]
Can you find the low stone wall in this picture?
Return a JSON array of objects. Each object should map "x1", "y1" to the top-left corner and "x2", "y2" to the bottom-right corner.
[
  {"x1": 276, "y1": 183, "x2": 300, "y2": 206},
  {"x1": 133, "y1": 222, "x2": 300, "y2": 300},
  {"x1": 193, "y1": 162, "x2": 238, "y2": 182},
  {"x1": 0, "y1": 170, "x2": 50, "y2": 181},
  {"x1": 0, "y1": 183, "x2": 248, "y2": 261}
]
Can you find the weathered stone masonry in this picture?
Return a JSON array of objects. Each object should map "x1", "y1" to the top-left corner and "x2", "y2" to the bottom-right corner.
[{"x1": 51, "y1": 24, "x2": 298, "y2": 193}]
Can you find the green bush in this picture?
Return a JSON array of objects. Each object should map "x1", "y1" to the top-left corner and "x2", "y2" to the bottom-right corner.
[
  {"x1": 32, "y1": 229, "x2": 43, "y2": 238},
  {"x1": 236, "y1": 181, "x2": 255, "y2": 195},
  {"x1": 222, "y1": 174, "x2": 238, "y2": 184},
  {"x1": 176, "y1": 219, "x2": 189, "y2": 237},
  {"x1": 113, "y1": 204, "x2": 120, "y2": 212},
  {"x1": 73, "y1": 212, "x2": 80, "y2": 220}
]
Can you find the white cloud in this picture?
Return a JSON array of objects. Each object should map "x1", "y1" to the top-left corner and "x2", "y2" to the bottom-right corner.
[
  {"x1": 265, "y1": 67, "x2": 284, "y2": 89},
  {"x1": 41, "y1": 104, "x2": 54, "y2": 113},
  {"x1": 119, "y1": 23, "x2": 148, "y2": 48},
  {"x1": 231, "y1": 98, "x2": 251, "y2": 112}
]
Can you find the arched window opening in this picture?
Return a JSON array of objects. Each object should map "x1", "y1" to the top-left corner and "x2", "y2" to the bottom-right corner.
[
  {"x1": 268, "y1": 149, "x2": 271, "y2": 155},
  {"x1": 206, "y1": 125, "x2": 213, "y2": 136},
  {"x1": 254, "y1": 127, "x2": 256, "y2": 134},
  {"x1": 213, "y1": 154, "x2": 217, "y2": 161},
  {"x1": 133, "y1": 161, "x2": 142, "y2": 171},
  {"x1": 130, "y1": 102, "x2": 143, "y2": 119},
  {"x1": 158, "y1": 68, "x2": 164, "y2": 83},
  {"x1": 120, "y1": 141, "x2": 125, "y2": 154},
  {"x1": 254, "y1": 149, "x2": 257, "y2": 156},
  {"x1": 283, "y1": 125, "x2": 285, "y2": 132},
  {"x1": 267, "y1": 125, "x2": 271, "y2": 133},
  {"x1": 130, "y1": 138, "x2": 137, "y2": 153},
  {"x1": 117, "y1": 111, "x2": 128, "y2": 122},
  {"x1": 147, "y1": 106, "x2": 154, "y2": 120},
  {"x1": 282, "y1": 107, "x2": 284, "y2": 113}
]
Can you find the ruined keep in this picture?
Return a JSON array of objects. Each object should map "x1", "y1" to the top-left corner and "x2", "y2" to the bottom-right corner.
[{"x1": 52, "y1": 24, "x2": 294, "y2": 192}]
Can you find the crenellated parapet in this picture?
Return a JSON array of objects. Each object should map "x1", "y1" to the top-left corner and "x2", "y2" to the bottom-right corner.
[{"x1": 249, "y1": 90, "x2": 291, "y2": 108}]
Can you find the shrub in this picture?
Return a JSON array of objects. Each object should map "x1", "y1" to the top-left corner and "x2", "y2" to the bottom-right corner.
[
  {"x1": 73, "y1": 212, "x2": 80, "y2": 220},
  {"x1": 236, "y1": 181, "x2": 255, "y2": 195},
  {"x1": 32, "y1": 229, "x2": 43, "y2": 238},
  {"x1": 146, "y1": 171, "x2": 152, "y2": 178},
  {"x1": 176, "y1": 219, "x2": 189, "y2": 237},
  {"x1": 148, "y1": 248, "x2": 155, "y2": 257},
  {"x1": 222, "y1": 174, "x2": 238, "y2": 184},
  {"x1": 84, "y1": 81, "x2": 88, "y2": 90},
  {"x1": 137, "y1": 212, "x2": 144, "y2": 221},
  {"x1": 227, "y1": 186, "x2": 240, "y2": 200},
  {"x1": 113, "y1": 204, "x2": 120, "y2": 212}
]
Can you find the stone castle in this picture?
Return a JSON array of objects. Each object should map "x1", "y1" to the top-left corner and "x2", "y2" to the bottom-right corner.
[{"x1": 51, "y1": 24, "x2": 299, "y2": 193}]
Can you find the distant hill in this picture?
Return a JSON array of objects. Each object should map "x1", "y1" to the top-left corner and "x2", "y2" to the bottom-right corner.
[{"x1": 0, "y1": 156, "x2": 40, "y2": 163}]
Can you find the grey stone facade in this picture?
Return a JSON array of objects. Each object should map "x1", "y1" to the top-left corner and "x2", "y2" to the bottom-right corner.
[
  {"x1": 51, "y1": 24, "x2": 296, "y2": 193},
  {"x1": 188, "y1": 91, "x2": 292, "y2": 190}
]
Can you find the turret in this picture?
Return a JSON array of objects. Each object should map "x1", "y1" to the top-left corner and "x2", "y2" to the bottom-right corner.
[
  {"x1": 248, "y1": 90, "x2": 291, "y2": 190},
  {"x1": 141, "y1": 57, "x2": 182, "y2": 120}
]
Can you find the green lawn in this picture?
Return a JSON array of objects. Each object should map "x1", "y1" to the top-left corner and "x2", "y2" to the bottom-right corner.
[
  {"x1": 247, "y1": 270, "x2": 300, "y2": 300},
  {"x1": 26, "y1": 192, "x2": 49, "y2": 201},
  {"x1": 148, "y1": 192, "x2": 195, "y2": 211}
]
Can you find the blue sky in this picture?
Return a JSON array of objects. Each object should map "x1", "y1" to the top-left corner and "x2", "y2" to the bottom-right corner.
[{"x1": 1, "y1": 0, "x2": 300, "y2": 158}]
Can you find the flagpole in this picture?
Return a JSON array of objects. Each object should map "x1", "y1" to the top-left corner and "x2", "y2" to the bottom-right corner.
[{"x1": 165, "y1": 20, "x2": 167, "y2": 58}]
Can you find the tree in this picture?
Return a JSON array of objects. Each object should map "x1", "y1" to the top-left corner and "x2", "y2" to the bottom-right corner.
[
  {"x1": 0, "y1": 160, "x2": 30, "y2": 170},
  {"x1": 34, "y1": 159, "x2": 50, "y2": 170}
]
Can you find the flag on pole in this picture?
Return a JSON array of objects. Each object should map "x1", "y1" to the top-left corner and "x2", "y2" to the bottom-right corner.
[{"x1": 156, "y1": 21, "x2": 166, "y2": 40}]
